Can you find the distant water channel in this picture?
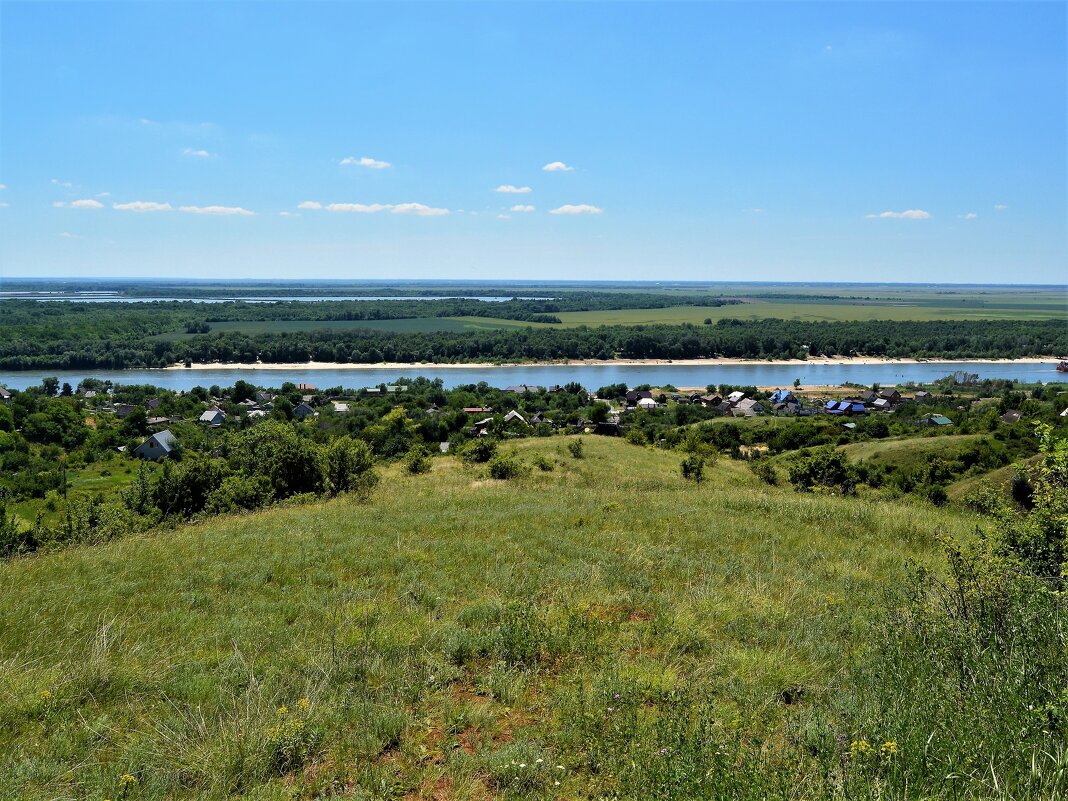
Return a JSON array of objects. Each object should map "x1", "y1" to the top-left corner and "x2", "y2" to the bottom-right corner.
[
  {"x1": 0, "y1": 361, "x2": 1063, "y2": 392},
  {"x1": 0, "y1": 293, "x2": 543, "y2": 303}
]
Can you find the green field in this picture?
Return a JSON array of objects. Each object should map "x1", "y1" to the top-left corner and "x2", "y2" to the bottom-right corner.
[
  {"x1": 0, "y1": 436, "x2": 974, "y2": 799},
  {"x1": 9, "y1": 457, "x2": 150, "y2": 529}
]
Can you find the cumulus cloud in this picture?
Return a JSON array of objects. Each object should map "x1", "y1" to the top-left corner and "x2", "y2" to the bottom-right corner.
[
  {"x1": 51, "y1": 178, "x2": 74, "y2": 189},
  {"x1": 179, "y1": 205, "x2": 255, "y2": 216},
  {"x1": 496, "y1": 185, "x2": 532, "y2": 194},
  {"x1": 311, "y1": 201, "x2": 449, "y2": 216},
  {"x1": 340, "y1": 156, "x2": 391, "y2": 169},
  {"x1": 182, "y1": 148, "x2": 214, "y2": 158},
  {"x1": 959, "y1": 212, "x2": 978, "y2": 220},
  {"x1": 391, "y1": 202, "x2": 449, "y2": 216},
  {"x1": 113, "y1": 201, "x2": 174, "y2": 212},
  {"x1": 59, "y1": 231, "x2": 82, "y2": 239},
  {"x1": 864, "y1": 209, "x2": 930, "y2": 220},
  {"x1": 549, "y1": 204, "x2": 603, "y2": 215},
  {"x1": 279, "y1": 211, "x2": 299, "y2": 217},
  {"x1": 71, "y1": 199, "x2": 104, "y2": 209},
  {"x1": 542, "y1": 161, "x2": 574, "y2": 172},
  {"x1": 994, "y1": 203, "x2": 1008, "y2": 210},
  {"x1": 497, "y1": 214, "x2": 510, "y2": 220},
  {"x1": 510, "y1": 204, "x2": 535, "y2": 212},
  {"x1": 96, "y1": 191, "x2": 111, "y2": 198}
]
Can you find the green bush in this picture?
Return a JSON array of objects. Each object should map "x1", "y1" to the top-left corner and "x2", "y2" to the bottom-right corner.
[
  {"x1": 463, "y1": 438, "x2": 498, "y2": 464},
  {"x1": 788, "y1": 447, "x2": 857, "y2": 495},
  {"x1": 567, "y1": 438, "x2": 585, "y2": 459},
  {"x1": 749, "y1": 459, "x2": 778, "y2": 485},
  {"x1": 680, "y1": 453, "x2": 705, "y2": 482},
  {"x1": 488, "y1": 451, "x2": 527, "y2": 480},
  {"x1": 403, "y1": 446, "x2": 432, "y2": 475}
]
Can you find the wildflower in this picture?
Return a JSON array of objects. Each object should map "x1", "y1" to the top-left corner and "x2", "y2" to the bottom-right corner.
[
  {"x1": 613, "y1": 693, "x2": 621, "y2": 700},
  {"x1": 277, "y1": 705, "x2": 289, "y2": 715},
  {"x1": 881, "y1": 740, "x2": 898, "y2": 759},
  {"x1": 39, "y1": 689, "x2": 52, "y2": 701},
  {"x1": 557, "y1": 765, "x2": 565, "y2": 770},
  {"x1": 536, "y1": 758, "x2": 543, "y2": 763},
  {"x1": 519, "y1": 763, "x2": 526, "y2": 768},
  {"x1": 296, "y1": 696, "x2": 311, "y2": 712},
  {"x1": 849, "y1": 739, "x2": 872, "y2": 757},
  {"x1": 119, "y1": 773, "x2": 138, "y2": 786}
]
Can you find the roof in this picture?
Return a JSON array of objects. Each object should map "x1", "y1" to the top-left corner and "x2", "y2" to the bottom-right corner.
[
  {"x1": 463, "y1": 406, "x2": 491, "y2": 414},
  {"x1": 199, "y1": 408, "x2": 225, "y2": 422},
  {"x1": 135, "y1": 429, "x2": 177, "y2": 455},
  {"x1": 637, "y1": 397, "x2": 657, "y2": 407},
  {"x1": 879, "y1": 388, "x2": 901, "y2": 399},
  {"x1": 503, "y1": 410, "x2": 528, "y2": 424},
  {"x1": 296, "y1": 383, "x2": 317, "y2": 391},
  {"x1": 726, "y1": 391, "x2": 746, "y2": 403},
  {"x1": 999, "y1": 410, "x2": 1022, "y2": 424},
  {"x1": 769, "y1": 389, "x2": 795, "y2": 403},
  {"x1": 926, "y1": 414, "x2": 954, "y2": 426},
  {"x1": 0, "y1": 387, "x2": 11, "y2": 398},
  {"x1": 332, "y1": 401, "x2": 350, "y2": 413}
]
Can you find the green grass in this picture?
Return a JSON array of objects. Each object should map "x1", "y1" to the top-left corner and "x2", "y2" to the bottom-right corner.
[
  {"x1": 836, "y1": 433, "x2": 987, "y2": 465},
  {"x1": 9, "y1": 457, "x2": 148, "y2": 529},
  {"x1": 0, "y1": 437, "x2": 981, "y2": 799}
]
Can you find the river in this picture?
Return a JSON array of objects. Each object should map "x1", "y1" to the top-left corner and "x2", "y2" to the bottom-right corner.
[{"x1": 0, "y1": 361, "x2": 1063, "y2": 392}]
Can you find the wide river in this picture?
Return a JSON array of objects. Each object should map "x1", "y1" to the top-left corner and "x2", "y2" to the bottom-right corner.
[{"x1": 0, "y1": 361, "x2": 1063, "y2": 391}]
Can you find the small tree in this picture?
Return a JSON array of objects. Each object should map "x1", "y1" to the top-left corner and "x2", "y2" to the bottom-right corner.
[
  {"x1": 463, "y1": 438, "x2": 498, "y2": 464},
  {"x1": 404, "y1": 445, "x2": 432, "y2": 475},
  {"x1": 323, "y1": 436, "x2": 378, "y2": 496},
  {"x1": 681, "y1": 453, "x2": 705, "y2": 482},
  {"x1": 568, "y1": 438, "x2": 585, "y2": 459}
]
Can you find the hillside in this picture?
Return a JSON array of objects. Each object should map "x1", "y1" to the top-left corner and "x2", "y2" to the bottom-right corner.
[{"x1": 0, "y1": 436, "x2": 978, "y2": 800}]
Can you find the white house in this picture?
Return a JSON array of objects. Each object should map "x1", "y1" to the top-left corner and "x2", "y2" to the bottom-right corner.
[
  {"x1": 199, "y1": 408, "x2": 226, "y2": 426},
  {"x1": 503, "y1": 410, "x2": 528, "y2": 425},
  {"x1": 133, "y1": 430, "x2": 178, "y2": 461},
  {"x1": 637, "y1": 397, "x2": 658, "y2": 410}
]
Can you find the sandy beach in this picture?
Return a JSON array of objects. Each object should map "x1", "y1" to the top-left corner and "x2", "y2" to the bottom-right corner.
[{"x1": 167, "y1": 356, "x2": 1060, "y2": 371}]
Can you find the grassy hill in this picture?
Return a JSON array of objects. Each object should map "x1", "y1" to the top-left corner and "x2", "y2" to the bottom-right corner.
[{"x1": 0, "y1": 437, "x2": 980, "y2": 799}]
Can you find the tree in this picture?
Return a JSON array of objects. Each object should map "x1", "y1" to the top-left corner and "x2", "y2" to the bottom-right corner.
[
  {"x1": 41, "y1": 377, "x2": 59, "y2": 397},
  {"x1": 229, "y1": 421, "x2": 324, "y2": 499},
  {"x1": 323, "y1": 436, "x2": 378, "y2": 495}
]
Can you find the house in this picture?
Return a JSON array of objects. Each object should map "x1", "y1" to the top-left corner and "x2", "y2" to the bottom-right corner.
[
  {"x1": 255, "y1": 390, "x2": 274, "y2": 403},
  {"x1": 503, "y1": 410, "x2": 528, "y2": 425},
  {"x1": 113, "y1": 403, "x2": 139, "y2": 419},
  {"x1": 439, "y1": 442, "x2": 450, "y2": 453},
  {"x1": 625, "y1": 390, "x2": 653, "y2": 404},
  {"x1": 919, "y1": 414, "x2": 954, "y2": 427},
  {"x1": 594, "y1": 422, "x2": 623, "y2": 436},
  {"x1": 531, "y1": 411, "x2": 551, "y2": 425},
  {"x1": 697, "y1": 394, "x2": 722, "y2": 407},
  {"x1": 823, "y1": 400, "x2": 866, "y2": 416},
  {"x1": 146, "y1": 398, "x2": 163, "y2": 410},
  {"x1": 293, "y1": 402, "x2": 317, "y2": 420},
  {"x1": 636, "y1": 397, "x2": 658, "y2": 410},
  {"x1": 133, "y1": 429, "x2": 178, "y2": 461},
  {"x1": 773, "y1": 401, "x2": 801, "y2": 414},
  {"x1": 332, "y1": 401, "x2": 350, "y2": 413},
  {"x1": 859, "y1": 390, "x2": 879, "y2": 404},
  {"x1": 915, "y1": 391, "x2": 931, "y2": 401},
  {"x1": 872, "y1": 398, "x2": 892, "y2": 411},
  {"x1": 199, "y1": 408, "x2": 226, "y2": 426},
  {"x1": 999, "y1": 410, "x2": 1023, "y2": 424},
  {"x1": 731, "y1": 398, "x2": 764, "y2": 417},
  {"x1": 546, "y1": 385, "x2": 564, "y2": 394},
  {"x1": 0, "y1": 387, "x2": 11, "y2": 401},
  {"x1": 878, "y1": 388, "x2": 902, "y2": 404},
  {"x1": 504, "y1": 385, "x2": 542, "y2": 394},
  {"x1": 248, "y1": 409, "x2": 267, "y2": 419},
  {"x1": 1061, "y1": 407, "x2": 1068, "y2": 418},
  {"x1": 463, "y1": 406, "x2": 492, "y2": 414},
  {"x1": 768, "y1": 389, "x2": 796, "y2": 405},
  {"x1": 146, "y1": 416, "x2": 169, "y2": 427},
  {"x1": 726, "y1": 390, "x2": 746, "y2": 406},
  {"x1": 385, "y1": 385, "x2": 407, "y2": 394},
  {"x1": 296, "y1": 383, "x2": 317, "y2": 392}
]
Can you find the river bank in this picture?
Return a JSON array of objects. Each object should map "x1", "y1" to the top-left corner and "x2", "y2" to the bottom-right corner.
[{"x1": 168, "y1": 356, "x2": 1060, "y2": 371}]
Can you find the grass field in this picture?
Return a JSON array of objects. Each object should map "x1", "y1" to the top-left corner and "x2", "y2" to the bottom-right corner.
[
  {"x1": 9, "y1": 457, "x2": 149, "y2": 530},
  {"x1": 0, "y1": 436, "x2": 978, "y2": 799}
]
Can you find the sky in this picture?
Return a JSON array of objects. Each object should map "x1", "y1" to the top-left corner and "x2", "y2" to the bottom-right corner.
[{"x1": 1, "y1": 1, "x2": 1065, "y2": 283}]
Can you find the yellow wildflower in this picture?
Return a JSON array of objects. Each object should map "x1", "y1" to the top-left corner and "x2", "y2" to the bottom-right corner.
[
  {"x1": 277, "y1": 705, "x2": 289, "y2": 715},
  {"x1": 296, "y1": 696, "x2": 311, "y2": 712},
  {"x1": 849, "y1": 738, "x2": 872, "y2": 757},
  {"x1": 881, "y1": 740, "x2": 898, "y2": 759},
  {"x1": 39, "y1": 689, "x2": 53, "y2": 701}
]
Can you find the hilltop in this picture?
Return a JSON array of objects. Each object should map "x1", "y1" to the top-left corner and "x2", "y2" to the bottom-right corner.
[{"x1": 0, "y1": 436, "x2": 979, "y2": 799}]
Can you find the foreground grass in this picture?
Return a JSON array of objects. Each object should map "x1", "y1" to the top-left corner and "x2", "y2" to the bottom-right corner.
[{"x1": 0, "y1": 437, "x2": 976, "y2": 799}]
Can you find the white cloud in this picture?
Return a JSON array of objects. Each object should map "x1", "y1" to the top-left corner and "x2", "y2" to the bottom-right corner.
[
  {"x1": 52, "y1": 201, "x2": 66, "y2": 208},
  {"x1": 0, "y1": 184, "x2": 6, "y2": 190},
  {"x1": 317, "y1": 201, "x2": 449, "y2": 216},
  {"x1": 59, "y1": 231, "x2": 82, "y2": 239},
  {"x1": 959, "y1": 212, "x2": 978, "y2": 220},
  {"x1": 0, "y1": 202, "x2": 9, "y2": 208},
  {"x1": 182, "y1": 148, "x2": 214, "y2": 158},
  {"x1": 543, "y1": 161, "x2": 574, "y2": 172},
  {"x1": 326, "y1": 202, "x2": 391, "y2": 213},
  {"x1": 496, "y1": 185, "x2": 532, "y2": 194},
  {"x1": 391, "y1": 202, "x2": 448, "y2": 216},
  {"x1": 865, "y1": 209, "x2": 930, "y2": 220},
  {"x1": 69, "y1": 198, "x2": 104, "y2": 209},
  {"x1": 96, "y1": 191, "x2": 110, "y2": 198},
  {"x1": 497, "y1": 214, "x2": 511, "y2": 220},
  {"x1": 113, "y1": 201, "x2": 174, "y2": 212},
  {"x1": 510, "y1": 204, "x2": 536, "y2": 212},
  {"x1": 743, "y1": 207, "x2": 765, "y2": 213},
  {"x1": 994, "y1": 203, "x2": 1008, "y2": 210},
  {"x1": 179, "y1": 205, "x2": 255, "y2": 216},
  {"x1": 340, "y1": 156, "x2": 391, "y2": 169},
  {"x1": 51, "y1": 178, "x2": 74, "y2": 189},
  {"x1": 279, "y1": 211, "x2": 299, "y2": 217},
  {"x1": 549, "y1": 204, "x2": 603, "y2": 215}
]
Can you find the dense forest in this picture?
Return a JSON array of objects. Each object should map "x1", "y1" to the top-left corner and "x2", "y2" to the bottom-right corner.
[{"x1": 0, "y1": 303, "x2": 1065, "y2": 369}]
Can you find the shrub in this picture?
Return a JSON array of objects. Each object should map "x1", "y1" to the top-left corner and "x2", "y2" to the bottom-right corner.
[
  {"x1": 323, "y1": 436, "x2": 378, "y2": 497},
  {"x1": 532, "y1": 454, "x2": 554, "y2": 472},
  {"x1": 567, "y1": 438, "x2": 585, "y2": 459},
  {"x1": 788, "y1": 447, "x2": 857, "y2": 495},
  {"x1": 403, "y1": 446, "x2": 432, "y2": 475},
  {"x1": 750, "y1": 459, "x2": 778, "y2": 485},
  {"x1": 463, "y1": 438, "x2": 498, "y2": 464},
  {"x1": 488, "y1": 452, "x2": 526, "y2": 480},
  {"x1": 680, "y1": 453, "x2": 705, "y2": 482}
]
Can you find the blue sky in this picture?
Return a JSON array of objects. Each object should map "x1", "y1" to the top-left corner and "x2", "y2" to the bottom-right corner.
[{"x1": 1, "y1": 1, "x2": 1065, "y2": 283}]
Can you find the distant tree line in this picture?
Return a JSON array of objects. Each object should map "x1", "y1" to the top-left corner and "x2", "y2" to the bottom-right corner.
[{"x1": 0, "y1": 314, "x2": 1065, "y2": 369}]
